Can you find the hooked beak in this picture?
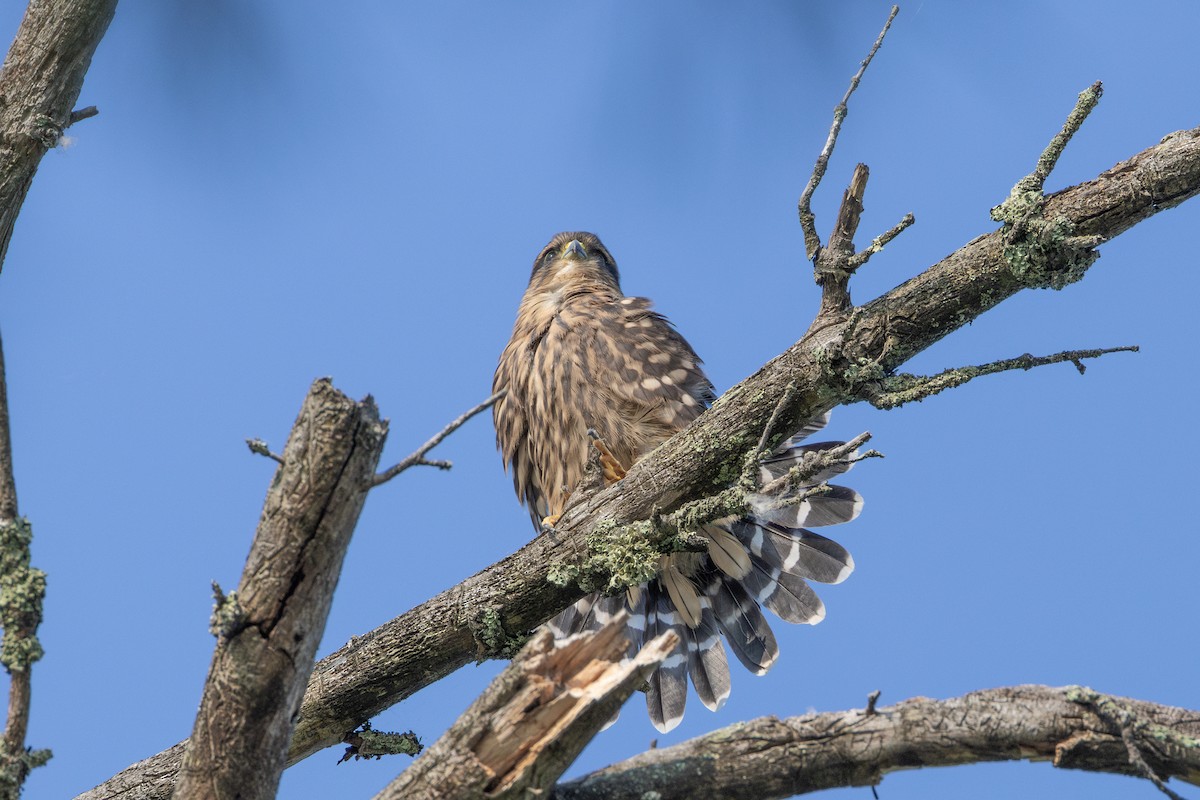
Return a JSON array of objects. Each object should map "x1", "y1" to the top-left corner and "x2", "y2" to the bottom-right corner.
[{"x1": 563, "y1": 239, "x2": 587, "y2": 260}]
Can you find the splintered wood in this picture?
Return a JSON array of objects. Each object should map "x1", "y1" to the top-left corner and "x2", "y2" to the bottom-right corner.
[
  {"x1": 374, "y1": 612, "x2": 676, "y2": 800},
  {"x1": 474, "y1": 615, "x2": 676, "y2": 795}
]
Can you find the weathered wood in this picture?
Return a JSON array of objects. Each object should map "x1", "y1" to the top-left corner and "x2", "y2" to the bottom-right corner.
[
  {"x1": 76, "y1": 122, "x2": 1200, "y2": 800},
  {"x1": 172, "y1": 380, "x2": 387, "y2": 800},
  {"x1": 551, "y1": 685, "x2": 1200, "y2": 799},
  {"x1": 0, "y1": 0, "x2": 118, "y2": 272},
  {"x1": 376, "y1": 616, "x2": 677, "y2": 800}
]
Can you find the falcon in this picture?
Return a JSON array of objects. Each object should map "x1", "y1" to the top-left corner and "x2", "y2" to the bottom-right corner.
[{"x1": 493, "y1": 232, "x2": 862, "y2": 732}]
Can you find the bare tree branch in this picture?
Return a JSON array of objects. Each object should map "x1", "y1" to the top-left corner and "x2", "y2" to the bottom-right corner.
[
  {"x1": 550, "y1": 686, "x2": 1200, "y2": 799},
  {"x1": 77, "y1": 116, "x2": 1200, "y2": 799},
  {"x1": 372, "y1": 390, "x2": 504, "y2": 486},
  {"x1": 0, "y1": 331, "x2": 49, "y2": 798},
  {"x1": 376, "y1": 616, "x2": 678, "y2": 800},
  {"x1": 0, "y1": 0, "x2": 119, "y2": 273},
  {"x1": 798, "y1": 5, "x2": 899, "y2": 260},
  {"x1": 863, "y1": 345, "x2": 1140, "y2": 409},
  {"x1": 173, "y1": 379, "x2": 388, "y2": 800},
  {"x1": 0, "y1": 1, "x2": 118, "y2": 794}
]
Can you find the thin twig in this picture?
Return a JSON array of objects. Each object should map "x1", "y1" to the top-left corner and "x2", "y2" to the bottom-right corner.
[
  {"x1": 866, "y1": 690, "x2": 881, "y2": 716},
  {"x1": 798, "y1": 5, "x2": 899, "y2": 260},
  {"x1": 754, "y1": 381, "x2": 797, "y2": 458},
  {"x1": 758, "y1": 431, "x2": 876, "y2": 497},
  {"x1": 0, "y1": 331, "x2": 50, "y2": 796},
  {"x1": 0, "y1": 333, "x2": 15, "y2": 523},
  {"x1": 849, "y1": 212, "x2": 916, "y2": 269},
  {"x1": 865, "y1": 346, "x2": 1139, "y2": 410},
  {"x1": 245, "y1": 438, "x2": 284, "y2": 464},
  {"x1": 66, "y1": 105, "x2": 99, "y2": 127},
  {"x1": 372, "y1": 390, "x2": 505, "y2": 487},
  {"x1": 1030, "y1": 82, "x2": 1103, "y2": 192}
]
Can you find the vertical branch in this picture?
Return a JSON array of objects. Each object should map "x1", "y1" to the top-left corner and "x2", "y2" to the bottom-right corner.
[
  {"x1": 797, "y1": 5, "x2": 898, "y2": 260},
  {"x1": 0, "y1": 332, "x2": 49, "y2": 798},
  {"x1": 173, "y1": 380, "x2": 388, "y2": 800},
  {"x1": 0, "y1": 1, "x2": 118, "y2": 788}
]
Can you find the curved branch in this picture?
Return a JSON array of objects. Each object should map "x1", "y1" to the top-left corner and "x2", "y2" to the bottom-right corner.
[{"x1": 551, "y1": 685, "x2": 1200, "y2": 799}]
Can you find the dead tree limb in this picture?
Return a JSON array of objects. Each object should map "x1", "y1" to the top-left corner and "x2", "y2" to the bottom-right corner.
[
  {"x1": 376, "y1": 616, "x2": 677, "y2": 800},
  {"x1": 172, "y1": 379, "x2": 387, "y2": 800},
  {"x1": 0, "y1": 0, "x2": 118, "y2": 273},
  {"x1": 77, "y1": 111, "x2": 1200, "y2": 800},
  {"x1": 550, "y1": 685, "x2": 1200, "y2": 799}
]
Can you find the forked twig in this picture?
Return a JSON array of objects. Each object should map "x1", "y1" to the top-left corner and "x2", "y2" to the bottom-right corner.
[
  {"x1": 372, "y1": 390, "x2": 505, "y2": 487},
  {"x1": 798, "y1": 5, "x2": 899, "y2": 260}
]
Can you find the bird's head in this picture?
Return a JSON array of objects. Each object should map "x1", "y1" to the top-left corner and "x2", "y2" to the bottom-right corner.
[{"x1": 527, "y1": 231, "x2": 621, "y2": 292}]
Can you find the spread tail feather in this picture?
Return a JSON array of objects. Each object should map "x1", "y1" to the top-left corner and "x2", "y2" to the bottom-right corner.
[{"x1": 546, "y1": 413, "x2": 861, "y2": 732}]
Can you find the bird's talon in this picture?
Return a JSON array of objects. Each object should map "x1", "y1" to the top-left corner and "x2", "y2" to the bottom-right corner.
[
  {"x1": 540, "y1": 514, "x2": 561, "y2": 532},
  {"x1": 590, "y1": 435, "x2": 628, "y2": 483}
]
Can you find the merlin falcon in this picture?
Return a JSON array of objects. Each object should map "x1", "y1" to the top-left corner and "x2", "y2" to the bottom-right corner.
[{"x1": 493, "y1": 232, "x2": 862, "y2": 732}]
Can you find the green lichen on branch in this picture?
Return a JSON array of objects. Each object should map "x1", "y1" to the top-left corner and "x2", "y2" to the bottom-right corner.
[
  {"x1": 1065, "y1": 685, "x2": 1194, "y2": 799},
  {"x1": 208, "y1": 581, "x2": 246, "y2": 639},
  {"x1": 547, "y1": 519, "x2": 663, "y2": 595},
  {"x1": 471, "y1": 606, "x2": 529, "y2": 660},
  {"x1": 0, "y1": 747, "x2": 51, "y2": 797},
  {"x1": 990, "y1": 82, "x2": 1106, "y2": 290},
  {"x1": 0, "y1": 518, "x2": 45, "y2": 672},
  {"x1": 865, "y1": 346, "x2": 1138, "y2": 410},
  {"x1": 546, "y1": 429, "x2": 875, "y2": 601},
  {"x1": 339, "y1": 721, "x2": 422, "y2": 763}
]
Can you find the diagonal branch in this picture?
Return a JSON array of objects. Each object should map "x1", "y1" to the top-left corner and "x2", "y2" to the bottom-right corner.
[
  {"x1": 372, "y1": 390, "x2": 504, "y2": 486},
  {"x1": 0, "y1": 0, "x2": 118, "y2": 273},
  {"x1": 376, "y1": 616, "x2": 678, "y2": 800},
  {"x1": 549, "y1": 685, "x2": 1200, "y2": 799},
  {"x1": 77, "y1": 116, "x2": 1200, "y2": 800},
  {"x1": 862, "y1": 345, "x2": 1140, "y2": 410}
]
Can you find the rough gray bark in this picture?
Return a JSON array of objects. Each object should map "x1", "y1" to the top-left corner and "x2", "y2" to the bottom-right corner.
[
  {"x1": 551, "y1": 685, "x2": 1200, "y2": 799},
  {"x1": 0, "y1": 0, "x2": 117, "y2": 271},
  {"x1": 172, "y1": 380, "x2": 387, "y2": 800},
  {"x1": 77, "y1": 122, "x2": 1200, "y2": 800}
]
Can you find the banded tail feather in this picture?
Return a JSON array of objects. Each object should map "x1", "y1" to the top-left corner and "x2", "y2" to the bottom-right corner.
[{"x1": 548, "y1": 414, "x2": 864, "y2": 732}]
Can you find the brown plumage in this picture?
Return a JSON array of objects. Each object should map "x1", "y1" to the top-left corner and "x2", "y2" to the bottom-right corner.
[{"x1": 493, "y1": 232, "x2": 862, "y2": 731}]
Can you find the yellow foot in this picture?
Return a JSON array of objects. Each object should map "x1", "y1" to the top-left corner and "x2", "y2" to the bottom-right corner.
[
  {"x1": 541, "y1": 513, "x2": 561, "y2": 531},
  {"x1": 587, "y1": 430, "x2": 628, "y2": 483}
]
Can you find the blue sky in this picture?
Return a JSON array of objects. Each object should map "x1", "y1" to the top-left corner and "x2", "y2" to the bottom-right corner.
[{"x1": 2, "y1": 2, "x2": 1197, "y2": 798}]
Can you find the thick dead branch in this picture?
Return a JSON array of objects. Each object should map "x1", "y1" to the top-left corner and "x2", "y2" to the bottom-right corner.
[
  {"x1": 551, "y1": 685, "x2": 1200, "y2": 799},
  {"x1": 172, "y1": 379, "x2": 387, "y2": 800},
  {"x1": 377, "y1": 616, "x2": 677, "y2": 800},
  {"x1": 78, "y1": 117, "x2": 1200, "y2": 800},
  {"x1": 0, "y1": 0, "x2": 118, "y2": 273}
]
